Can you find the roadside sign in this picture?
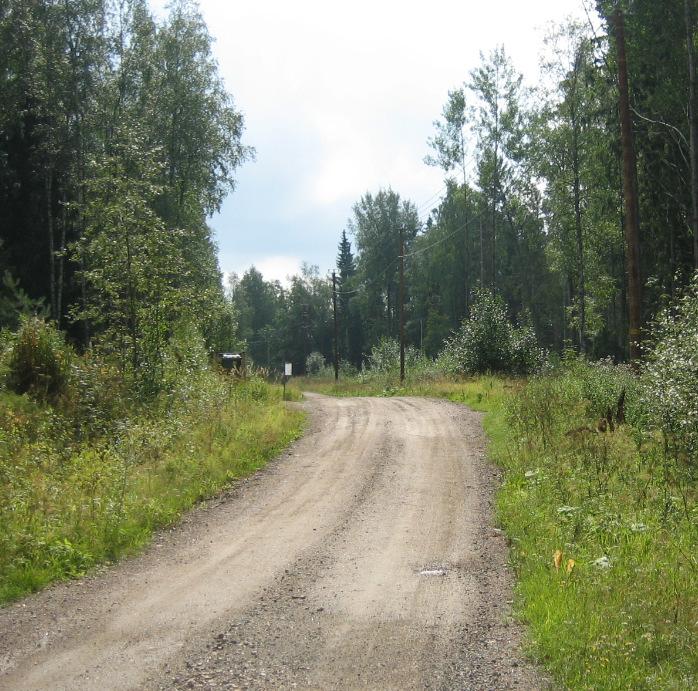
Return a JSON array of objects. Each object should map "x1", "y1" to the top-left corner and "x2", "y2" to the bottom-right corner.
[{"x1": 284, "y1": 362, "x2": 292, "y2": 376}]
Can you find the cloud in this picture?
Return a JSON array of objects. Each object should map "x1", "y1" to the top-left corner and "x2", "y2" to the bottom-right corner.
[
  {"x1": 149, "y1": 0, "x2": 586, "y2": 278},
  {"x1": 223, "y1": 254, "x2": 302, "y2": 287}
]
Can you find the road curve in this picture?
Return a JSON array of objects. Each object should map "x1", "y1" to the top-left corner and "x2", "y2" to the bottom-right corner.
[{"x1": 0, "y1": 394, "x2": 543, "y2": 690}]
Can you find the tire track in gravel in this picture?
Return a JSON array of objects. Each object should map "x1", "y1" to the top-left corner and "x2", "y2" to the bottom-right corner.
[{"x1": 0, "y1": 394, "x2": 545, "y2": 690}]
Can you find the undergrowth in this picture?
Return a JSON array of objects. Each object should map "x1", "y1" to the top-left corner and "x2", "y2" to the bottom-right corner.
[
  {"x1": 496, "y1": 361, "x2": 697, "y2": 690},
  {"x1": 0, "y1": 321, "x2": 305, "y2": 604}
]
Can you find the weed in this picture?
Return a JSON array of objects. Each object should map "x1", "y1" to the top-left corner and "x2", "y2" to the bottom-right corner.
[{"x1": 0, "y1": 375, "x2": 304, "y2": 604}]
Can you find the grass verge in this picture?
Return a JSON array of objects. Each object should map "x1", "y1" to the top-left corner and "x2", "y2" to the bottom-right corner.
[
  {"x1": 299, "y1": 373, "x2": 697, "y2": 690},
  {"x1": 0, "y1": 379, "x2": 305, "y2": 604}
]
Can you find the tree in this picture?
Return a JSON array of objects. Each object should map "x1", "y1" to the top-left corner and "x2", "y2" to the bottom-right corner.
[
  {"x1": 469, "y1": 46, "x2": 524, "y2": 288},
  {"x1": 425, "y1": 87, "x2": 470, "y2": 186},
  {"x1": 348, "y1": 189, "x2": 420, "y2": 349},
  {"x1": 336, "y1": 230, "x2": 361, "y2": 365},
  {"x1": 426, "y1": 88, "x2": 474, "y2": 310},
  {"x1": 0, "y1": 0, "x2": 250, "y2": 369},
  {"x1": 72, "y1": 133, "x2": 185, "y2": 393},
  {"x1": 535, "y1": 23, "x2": 606, "y2": 353},
  {"x1": 232, "y1": 267, "x2": 280, "y2": 365},
  {"x1": 276, "y1": 264, "x2": 332, "y2": 373}
]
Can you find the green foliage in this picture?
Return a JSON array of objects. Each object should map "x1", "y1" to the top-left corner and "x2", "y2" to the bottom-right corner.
[
  {"x1": 0, "y1": 0, "x2": 248, "y2": 354},
  {"x1": 642, "y1": 274, "x2": 698, "y2": 460},
  {"x1": 0, "y1": 362, "x2": 304, "y2": 604},
  {"x1": 439, "y1": 289, "x2": 545, "y2": 375},
  {"x1": 3, "y1": 318, "x2": 71, "y2": 403},
  {"x1": 305, "y1": 351, "x2": 326, "y2": 375},
  {"x1": 349, "y1": 189, "x2": 420, "y2": 349},
  {"x1": 365, "y1": 337, "x2": 430, "y2": 378},
  {"x1": 0, "y1": 270, "x2": 49, "y2": 329},
  {"x1": 498, "y1": 360, "x2": 697, "y2": 689},
  {"x1": 425, "y1": 87, "x2": 469, "y2": 179}
]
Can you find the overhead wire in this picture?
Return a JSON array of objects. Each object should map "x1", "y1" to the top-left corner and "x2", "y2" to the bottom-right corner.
[
  {"x1": 399, "y1": 208, "x2": 488, "y2": 260},
  {"x1": 333, "y1": 202, "x2": 487, "y2": 298}
]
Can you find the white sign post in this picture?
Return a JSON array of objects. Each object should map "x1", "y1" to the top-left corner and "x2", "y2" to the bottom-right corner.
[{"x1": 283, "y1": 362, "x2": 292, "y2": 399}]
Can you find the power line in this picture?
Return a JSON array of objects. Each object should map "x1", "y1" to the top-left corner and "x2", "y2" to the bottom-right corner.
[
  {"x1": 333, "y1": 207, "x2": 488, "y2": 297},
  {"x1": 399, "y1": 208, "x2": 488, "y2": 260}
]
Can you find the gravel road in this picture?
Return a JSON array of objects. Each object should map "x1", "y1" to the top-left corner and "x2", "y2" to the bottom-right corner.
[{"x1": 0, "y1": 394, "x2": 544, "y2": 690}]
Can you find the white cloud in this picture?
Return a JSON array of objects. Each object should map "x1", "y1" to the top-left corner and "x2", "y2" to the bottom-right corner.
[
  {"x1": 256, "y1": 255, "x2": 303, "y2": 284},
  {"x1": 149, "y1": 0, "x2": 586, "y2": 275},
  {"x1": 224, "y1": 255, "x2": 302, "y2": 287}
]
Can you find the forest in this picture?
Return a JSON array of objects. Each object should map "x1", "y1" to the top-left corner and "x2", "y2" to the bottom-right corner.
[
  {"x1": 232, "y1": 3, "x2": 697, "y2": 373},
  {"x1": 0, "y1": 0, "x2": 245, "y2": 375},
  {"x1": 2, "y1": 1, "x2": 697, "y2": 373},
  {"x1": 1, "y1": 0, "x2": 697, "y2": 688}
]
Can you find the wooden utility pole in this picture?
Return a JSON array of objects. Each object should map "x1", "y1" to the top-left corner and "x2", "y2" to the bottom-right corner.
[
  {"x1": 479, "y1": 216, "x2": 485, "y2": 286},
  {"x1": 571, "y1": 48, "x2": 586, "y2": 354},
  {"x1": 332, "y1": 271, "x2": 339, "y2": 382},
  {"x1": 685, "y1": 0, "x2": 698, "y2": 270},
  {"x1": 613, "y1": 7, "x2": 642, "y2": 360},
  {"x1": 462, "y1": 141, "x2": 470, "y2": 314},
  {"x1": 399, "y1": 227, "x2": 406, "y2": 383}
]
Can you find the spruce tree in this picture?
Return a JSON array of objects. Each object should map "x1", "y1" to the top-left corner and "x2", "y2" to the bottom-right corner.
[{"x1": 336, "y1": 230, "x2": 361, "y2": 365}]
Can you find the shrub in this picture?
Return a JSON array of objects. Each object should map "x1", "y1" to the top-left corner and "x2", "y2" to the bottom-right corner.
[
  {"x1": 366, "y1": 337, "x2": 401, "y2": 375},
  {"x1": 641, "y1": 274, "x2": 698, "y2": 460},
  {"x1": 363, "y1": 337, "x2": 432, "y2": 381},
  {"x1": 305, "y1": 351, "x2": 326, "y2": 376},
  {"x1": 4, "y1": 318, "x2": 71, "y2": 403},
  {"x1": 65, "y1": 353, "x2": 128, "y2": 439},
  {"x1": 438, "y1": 289, "x2": 545, "y2": 376}
]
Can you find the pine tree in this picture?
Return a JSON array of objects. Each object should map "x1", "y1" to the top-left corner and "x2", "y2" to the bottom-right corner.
[
  {"x1": 337, "y1": 230, "x2": 355, "y2": 288},
  {"x1": 336, "y1": 230, "x2": 359, "y2": 364}
]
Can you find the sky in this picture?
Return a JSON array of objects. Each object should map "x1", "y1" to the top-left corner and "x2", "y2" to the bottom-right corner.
[{"x1": 148, "y1": 0, "x2": 589, "y2": 285}]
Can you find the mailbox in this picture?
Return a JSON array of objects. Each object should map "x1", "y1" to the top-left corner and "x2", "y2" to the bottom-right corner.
[{"x1": 217, "y1": 352, "x2": 243, "y2": 373}]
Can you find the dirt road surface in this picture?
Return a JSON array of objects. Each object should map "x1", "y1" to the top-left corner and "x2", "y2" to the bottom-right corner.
[{"x1": 0, "y1": 394, "x2": 543, "y2": 690}]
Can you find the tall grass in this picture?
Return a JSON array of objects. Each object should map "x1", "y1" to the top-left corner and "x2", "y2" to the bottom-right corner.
[
  {"x1": 495, "y1": 362, "x2": 697, "y2": 690},
  {"x1": 0, "y1": 374, "x2": 304, "y2": 604}
]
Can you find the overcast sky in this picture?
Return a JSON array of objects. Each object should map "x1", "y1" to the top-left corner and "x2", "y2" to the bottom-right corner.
[{"x1": 149, "y1": 0, "x2": 588, "y2": 284}]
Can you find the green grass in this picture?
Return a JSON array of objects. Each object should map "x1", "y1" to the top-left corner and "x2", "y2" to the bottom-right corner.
[
  {"x1": 0, "y1": 379, "x2": 305, "y2": 604},
  {"x1": 299, "y1": 372, "x2": 697, "y2": 690},
  {"x1": 294, "y1": 373, "x2": 510, "y2": 410}
]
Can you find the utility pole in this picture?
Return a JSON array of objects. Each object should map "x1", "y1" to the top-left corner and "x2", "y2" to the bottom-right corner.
[
  {"x1": 685, "y1": 0, "x2": 698, "y2": 269},
  {"x1": 613, "y1": 7, "x2": 642, "y2": 360},
  {"x1": 332, "y1": 271, "x2": 339, "y2": 382},
  {"x1": 399, "y1": 227, "x2": 405, "y2": 383},
  {"x1": 479, "y1": 216, "x2": 485, "y2": 286},
  {"x1": 462, "y1": 141, "x2": 470, "y2": 314}
]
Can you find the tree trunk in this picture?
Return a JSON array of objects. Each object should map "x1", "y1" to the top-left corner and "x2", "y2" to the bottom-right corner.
[
  {"x1": 479, "y1": 217, "x2": 485, "y2": 286},
  {"x1": 46, "y1": 169, "x2": 56, "y2": 319},
  {"x1": 57, "y1": 186, "x2": 67, "y2": 327},
  {"x1": 124, "y1": 224, "x2": 139, "y2": 371},
  {"x1": 571, "y1": 53, "x2": 586, "y2": 354},
  {"x1": 461, "y1": 134, "x2": 470, "y2": 314},
  {"x1": 613, "y1": 8, "x2": 642, "y2": 360}
]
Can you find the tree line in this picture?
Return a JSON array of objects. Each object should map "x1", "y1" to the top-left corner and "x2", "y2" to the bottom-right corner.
[
  {"x1": 233, "y1": 1, "x2": 698, "y2": 373},
  {"x1": 0, "y1": 0, "x2": 249, "y2": 391},
  {"x1": 3, "y1": 1, "x2": 698, "y2": 377}
]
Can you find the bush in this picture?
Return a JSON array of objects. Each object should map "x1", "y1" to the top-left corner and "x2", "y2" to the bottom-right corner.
[
  {"x1": 641, "y1": 274, "x2": 698, "y2": 460},
  {"x1": 365, "y1": 337, "x2": 402, "y2": 374},
  {"x1": 363, "y1": 337, "x2": 434, "y2": 381},
  {"x1": 3, "y1": 318, "x2": 71, "y2": 403},
  {"x1": 438, "y1": 289, "x2": 545, "y2": 376},
  {"x1": 305, "y1": 351, "x2": 326, "y2": 376}
]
